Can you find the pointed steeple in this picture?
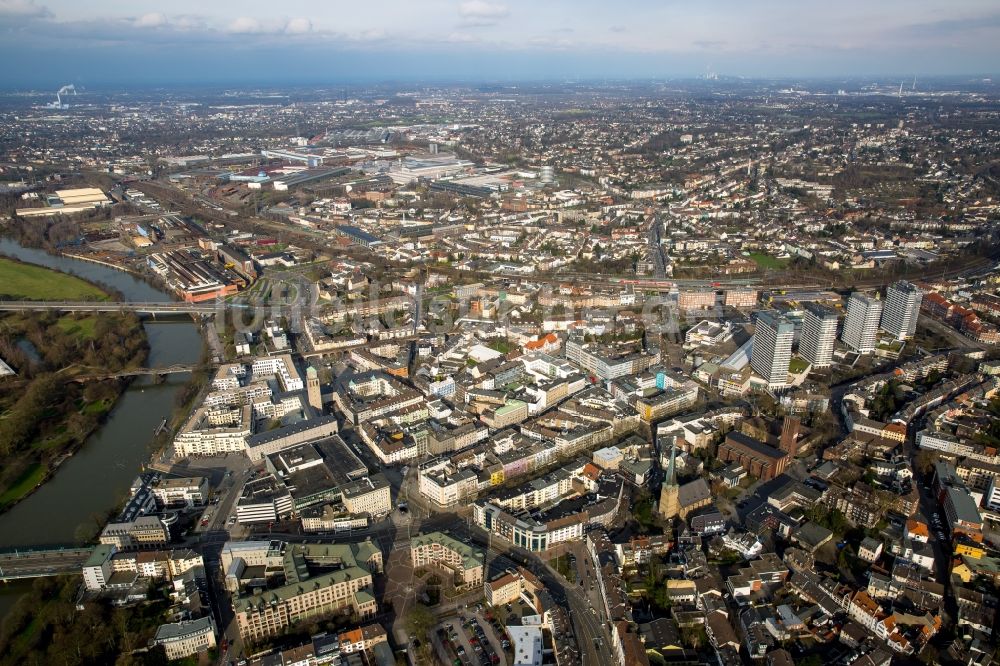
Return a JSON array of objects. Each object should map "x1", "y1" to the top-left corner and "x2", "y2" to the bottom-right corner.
[
  {"x1": 659, "y1": 435, "x2": 681, "y2": 521},
  {"x1": 665, "y1": 436, "x2": 678, "y2": 487}
]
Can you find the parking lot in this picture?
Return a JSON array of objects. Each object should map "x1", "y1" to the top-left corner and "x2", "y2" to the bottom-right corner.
[{"x1": 433, "y1": 610, "x2": 510, "y2": 666}]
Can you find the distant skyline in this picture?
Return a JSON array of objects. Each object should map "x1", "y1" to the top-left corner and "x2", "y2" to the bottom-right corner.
[{"x1": 0, "y1": 0, "x2": 998, "y2": 86}]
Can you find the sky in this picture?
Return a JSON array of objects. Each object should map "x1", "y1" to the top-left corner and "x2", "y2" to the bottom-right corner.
[{"x1": 0, "y1": 0, "x2": 998, "y2": 86}]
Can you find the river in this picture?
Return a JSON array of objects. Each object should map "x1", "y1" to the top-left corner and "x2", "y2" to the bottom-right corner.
[{"x1": 0, "y1": 239, "x2": 203, "y2": 619}]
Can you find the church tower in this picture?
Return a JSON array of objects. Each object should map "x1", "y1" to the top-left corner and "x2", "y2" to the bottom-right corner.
[{"x1": 658, "y1": 436, "x2": 680, "y2": 521}]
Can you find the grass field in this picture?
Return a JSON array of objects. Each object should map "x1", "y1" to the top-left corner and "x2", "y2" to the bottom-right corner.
[
  {"x1": 55, "y1": 316, "x2": 98, "y2": 339},
  {"x1": 0, "y1": 463, "x2": 45, "y2": 508},
  {"x1": 0, "y1": 257, "x2": 107, "y2": 301},
  {"x1": 748, "y1": 252, "x2": 789, "y2": 270},
  {"x1": 80, "y1": 398, "x2": 112, "y2": 415},
  {"x1": 789, "y1": 357, "x2": 810, "y2": 374}
]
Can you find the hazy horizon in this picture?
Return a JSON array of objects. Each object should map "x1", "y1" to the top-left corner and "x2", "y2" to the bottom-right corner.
[{"x1": 0, "y1": 0, "x2": 998, "y2": 86}]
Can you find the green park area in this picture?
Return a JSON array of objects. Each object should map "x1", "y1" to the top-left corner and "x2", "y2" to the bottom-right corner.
[
  {"x1": 55, "y1": 315, "x2": 99, "y2": 339},
  {"x1": 789, "y1": 357, "x2": 810, "y2": 374},
  {"x1": 748, "y1": 252, "x2": 789, "y2": 270},
  {"x1": 0, "y1": 462, "x2": 45, "y2": 507},
  {"x1": 0, "y1": 256, "x2": 107, "y2": 300}
]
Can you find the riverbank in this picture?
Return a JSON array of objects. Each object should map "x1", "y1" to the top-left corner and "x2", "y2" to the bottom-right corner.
[
  {"x1": 0, "y1": 255, "x2": 108, "y2": 301},
  {"x1": 0, "y1": 239, "x2": 204, "y2": 549},
  {"x1": 0, "y1": 240, "x2": 205, "y2": 638},
  {"x1": 0, "y1": 309, "x2": 149, "y2": 514},
  {"x1": 61, "y1": 251, "x2": 143, "y2": 276}
]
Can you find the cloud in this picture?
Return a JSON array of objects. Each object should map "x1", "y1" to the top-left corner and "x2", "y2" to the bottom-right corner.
[
  {"x1": 353, "y1": 28, "x2": 387, "y2": 42},
  {"x1": 458, "y1": 0, "x2": 508, "y2": 26},
  {"x1": 459, "y1": 1, "x2": 508, "y2": 19},
  {"x1": 228, "y1": 16, "x2": 267, "y2": 34},
  {"x1": 0, "y1": 0, "x2": 50, "y2": 18},
  {"x1": 895, "y1": 12, "x2": 1000, "y2": 39},
  {"x1": 170, "y1": 15, "x2": 207, "y2": 31},
  {"x1": 445, "y1": 31, "x2": 478, "y2": 43},
  {"x1": 226, "y1": 15, "x2": 316, "y2": 36},
  {"x1": 528, "y1": 35, "x2": 574, "y2": 49},
  {"x1": 133, "y1": 12, "x2": 167, "y2": 29},
  {"x1": 284, "y1": 17, "x2": 312, "y2": 35}
]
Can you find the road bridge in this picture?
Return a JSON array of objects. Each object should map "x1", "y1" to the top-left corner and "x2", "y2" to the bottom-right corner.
[
  {"x1": 0, "y1": 300, "x2": 222, "y2": 314},
  {"x1": 0, "y1": 546, "x2": 94, "y2": 582}
]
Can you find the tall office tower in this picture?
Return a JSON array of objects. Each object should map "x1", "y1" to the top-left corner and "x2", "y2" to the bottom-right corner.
[
  {"x1": 881, "y1": 280, "x2": 922, "y2": 340},
  {"x1": 751, "y1": 310, "x2": 795, "y2": 388},
  {"x1": 842, "y1": 293, "x2": 883, "y2": 353},
  {"x1": 799, "y1": 303, "x2": 839, "y2": 368}
]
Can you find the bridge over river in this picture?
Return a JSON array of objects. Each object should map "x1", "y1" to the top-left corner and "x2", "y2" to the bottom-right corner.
[
  {"x1": 0, "y1": 546, "x2": 95, "y2": 582},
  {"x1": 0, "y1": 300, "x2": 224, "y2": 315}
]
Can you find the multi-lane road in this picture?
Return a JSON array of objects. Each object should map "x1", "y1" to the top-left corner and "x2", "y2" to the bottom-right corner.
[{"x1": 0, "y1": 299, "x2": 222, "y2": 314}]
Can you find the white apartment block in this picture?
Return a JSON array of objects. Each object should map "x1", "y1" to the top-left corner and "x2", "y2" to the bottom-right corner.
[
  {"x1": 881, "y1": 281, "x2": 922, "y2": 341},
  {"x1": 842, "y1": 293, "x2": 883, "y2": 353},
  {"x1": 174, "y1": 404, "x2": 252, "y2": 457},
  {"x1": 799, "y1": 303, "x2": 838, "y2": 368},
  {"x1": 150, "y1": 476, "x2": 208, "y2": 508},
  {"x1": 750, "y1": 311, "x2": 794, "y2": 388}
]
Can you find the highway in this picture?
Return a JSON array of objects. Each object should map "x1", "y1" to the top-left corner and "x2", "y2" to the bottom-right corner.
[
  {"x1": 0, "y1": 547, "x2": 94, "y2": 581},
  {"x1": 0, "y1": 300, "x2": 221, "y2": 314}
]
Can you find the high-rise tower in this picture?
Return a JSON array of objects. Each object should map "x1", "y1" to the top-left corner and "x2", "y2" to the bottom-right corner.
[
  {"x1": 799, "y1": 303, "x2": 838, "y2": 368},
  {"x1": 842, "y1": 292, "x2": 882, "y2": 353},
  {"x1": 751, "y1": 310, "x2": 795, "y2": 389},
  {"x1": 881, "y1": 281, "x2": 922, "y2": 340}
]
